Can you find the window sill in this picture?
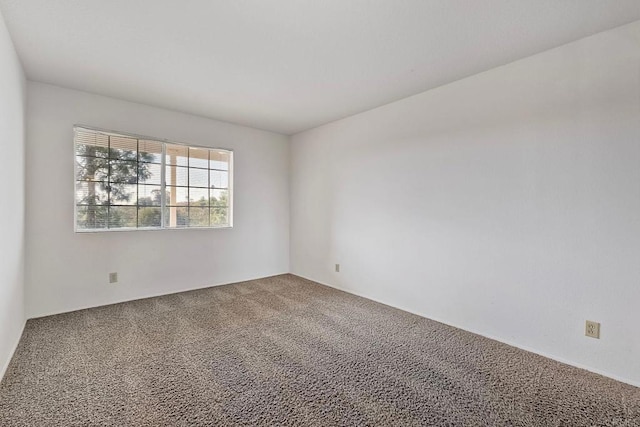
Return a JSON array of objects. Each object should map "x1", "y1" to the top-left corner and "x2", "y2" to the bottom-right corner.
[{"x1": 75, "y1": 225, "x2": 233, "y2": 233}]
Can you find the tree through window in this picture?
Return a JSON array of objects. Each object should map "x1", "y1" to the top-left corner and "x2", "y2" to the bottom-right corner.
[{"x1": 74, "y1": 127, "x2": 233, "y2": 231}]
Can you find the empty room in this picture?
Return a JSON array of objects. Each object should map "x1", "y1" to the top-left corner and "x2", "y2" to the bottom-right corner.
[{"x1": 1, "y1": 1, "x2": 639, "y2": 425}]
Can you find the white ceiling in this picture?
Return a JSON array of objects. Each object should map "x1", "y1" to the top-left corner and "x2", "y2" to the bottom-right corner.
[{"x1": 2, "y1": 1, "x2": 640, "y2": 135}]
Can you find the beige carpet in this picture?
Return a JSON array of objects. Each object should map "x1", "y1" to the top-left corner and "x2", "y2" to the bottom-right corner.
[{"x1": 0, "y1": 274, "x2": 638, "y2": 426}]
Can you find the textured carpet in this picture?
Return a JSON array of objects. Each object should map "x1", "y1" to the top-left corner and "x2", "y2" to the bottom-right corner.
[{"x1": 1, "y1": 274, "x2": 638, "y2": 426}]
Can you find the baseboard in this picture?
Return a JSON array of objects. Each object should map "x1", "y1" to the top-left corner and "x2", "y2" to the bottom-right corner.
[
  {"x1": 292, "y1": 273, "x2": 640, "y2": 389},
  {"x1": 0, "y1": 320, "x2": 26, "y2": 383},
  {"x1": 27, "y1": 271, "x2": 291, "y2": 320}
]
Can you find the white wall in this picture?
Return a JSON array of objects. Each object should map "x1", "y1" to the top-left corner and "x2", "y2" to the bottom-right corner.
[
  {"x1": 0, "y1": 9, "x2": 26, "y2": 379},
  {"x1": 291, "y1": 21, "x2": 640, "y2": 386},
  {"x1": 26, "y1": 82, "x2": 290, "y2": 318}
]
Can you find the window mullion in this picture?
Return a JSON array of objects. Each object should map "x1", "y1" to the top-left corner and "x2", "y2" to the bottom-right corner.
[
  {"x1": 107, "y1": 135, "x2": 111, "y2": 229},
  {"x1": 208, "y1": 149, "x2": 211, "y2": 227},
  {"x1": 161, "y1": 142, "x2": 167, "y2": 229},
  {"x1": 187, "y1": 147, "x2": 190, "y2": 227},
  {"x1": 136, "y1": 139, "x2": 140, "y2": 228}
]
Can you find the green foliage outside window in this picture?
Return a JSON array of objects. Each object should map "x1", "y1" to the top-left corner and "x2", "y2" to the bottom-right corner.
[{"x1": 75, "y1": 128, "x2": 231, "y2": 231}]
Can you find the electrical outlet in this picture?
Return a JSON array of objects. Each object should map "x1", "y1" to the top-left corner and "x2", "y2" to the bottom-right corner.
[
  {"x1": 109, "y1": 272, "x2": 118, "y2": 284},
  {"x1": 585, "y1": 320, "x2": 600, "y2": 339},
  {"x1": 335, "y1": 264, "x2": 340, "y2": 273}
]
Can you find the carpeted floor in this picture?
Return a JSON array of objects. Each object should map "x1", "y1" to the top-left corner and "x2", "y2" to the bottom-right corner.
[{"x1": 0, "y1": 275, "x2": 638, "y2": 426}]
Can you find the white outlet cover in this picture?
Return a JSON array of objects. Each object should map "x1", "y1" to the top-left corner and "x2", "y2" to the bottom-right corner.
[{"x1": 585, "y1": 320, "x2": 600, "y2": 339}]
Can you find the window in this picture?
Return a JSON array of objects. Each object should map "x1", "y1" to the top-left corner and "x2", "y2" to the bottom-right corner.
[{"x1": 74, "y1": 126, "x2": 233, "y2": 231}]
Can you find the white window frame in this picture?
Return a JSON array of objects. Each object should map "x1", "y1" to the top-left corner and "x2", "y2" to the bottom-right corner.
[{"x1": 74, "y1": 125, "x2": 234, "y2": 232}]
